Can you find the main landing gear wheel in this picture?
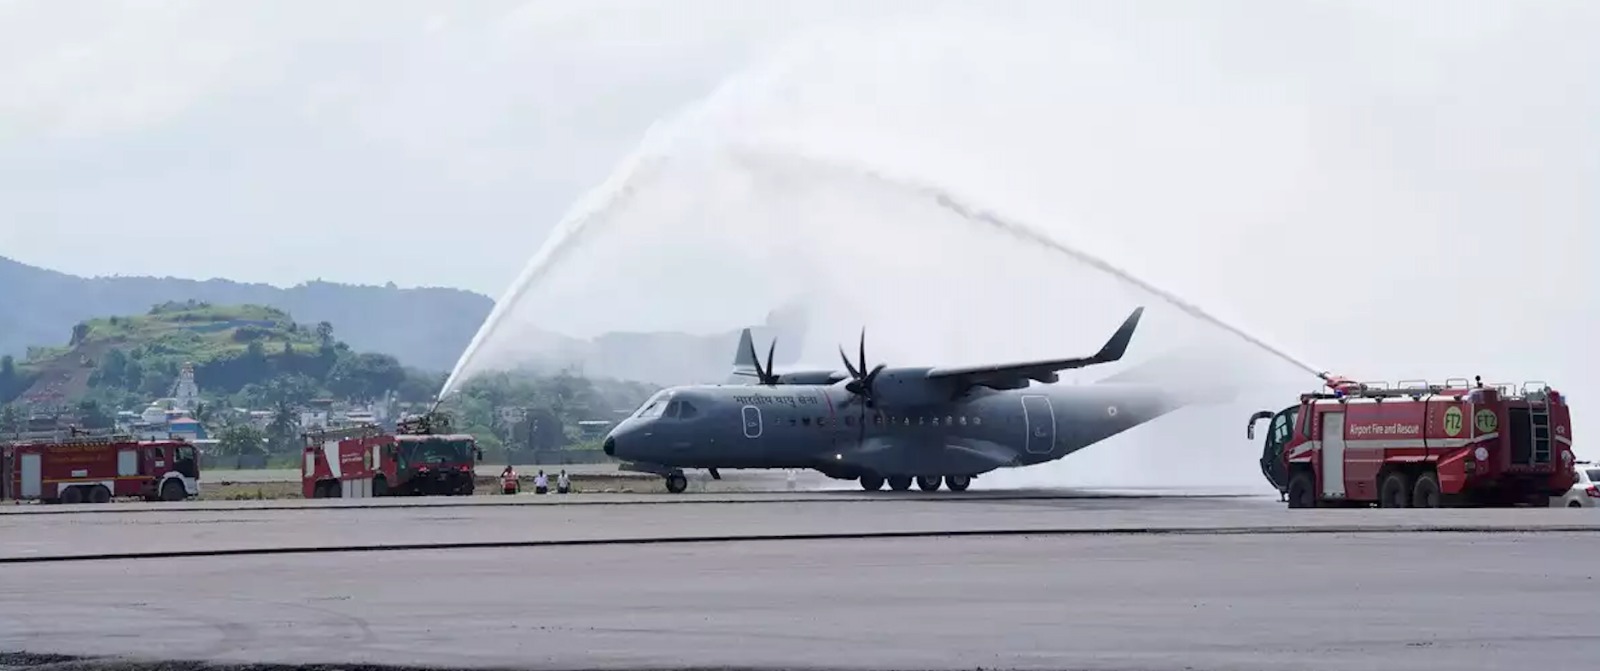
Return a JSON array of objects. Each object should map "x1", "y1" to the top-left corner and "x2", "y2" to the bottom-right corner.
[
  {"x1": 859, "y1": 474, "x2": 884, "y2": 491},
  {"x1": 916, "y1": 476, "x2": 941, "y2": 491},
  {"x1": 944, "y1": 475, "x2": 971, "y2": 492},
  {"x1": 887, "y1": 475, "x2": 912, "y2": 491},
  {"x1": 664, "y1": 472, "x2": 688, "y2": 494}
]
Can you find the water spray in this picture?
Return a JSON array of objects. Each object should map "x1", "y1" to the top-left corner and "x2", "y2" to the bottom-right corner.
[{"x1": 724, "y1": 143, "x2": 1329, "y2": 380}]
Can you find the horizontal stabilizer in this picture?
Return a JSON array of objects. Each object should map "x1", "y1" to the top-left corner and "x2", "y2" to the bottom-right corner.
[{"x1": 924, "y1": 307, "x2": 1145, "y2": 388}]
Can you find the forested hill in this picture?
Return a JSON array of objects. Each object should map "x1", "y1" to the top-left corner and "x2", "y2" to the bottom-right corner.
[
  {"x1": 0, "y1": 255, "x2": 492, "y2": 372},
  {"x1": 0, "y1": 302, "x2": 445, "y2": 411}
]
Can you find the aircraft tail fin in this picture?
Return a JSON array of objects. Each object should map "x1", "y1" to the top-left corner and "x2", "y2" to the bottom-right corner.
[{"x1": 731, "y1": 328, "x2": 759, "y2": 377}]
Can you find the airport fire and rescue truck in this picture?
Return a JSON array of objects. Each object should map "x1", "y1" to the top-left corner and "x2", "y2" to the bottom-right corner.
[
  {"x1": 1, "y1": 429, "x2": 201, "y2": 504},
  {"x1": 301, "y1": 412, "x2": 482, "y2": 498},
  {"x1": 1251, "y1": 375, "x2": 1576, "y2": 508}
]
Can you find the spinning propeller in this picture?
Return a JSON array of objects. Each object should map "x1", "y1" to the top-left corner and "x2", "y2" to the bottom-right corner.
[
  {"x1": 839, "y1": 329, "x2": 886, "y2": 406},
  {"x1": 745, "y1": 335, "x2": 780, "y2": 385}
]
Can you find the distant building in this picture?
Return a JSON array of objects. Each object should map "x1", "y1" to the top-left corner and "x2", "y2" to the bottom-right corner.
[{"x1": 171, "y1": 362, "x2": 200, "y2": 412}]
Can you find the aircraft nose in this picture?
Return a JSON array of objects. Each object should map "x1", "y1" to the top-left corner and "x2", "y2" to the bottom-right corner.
[{"x1": 603, "y1": 436, "x2": 616, "y2": 457}]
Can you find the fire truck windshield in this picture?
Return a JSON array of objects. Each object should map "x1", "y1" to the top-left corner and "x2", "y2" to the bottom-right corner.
[{"x1": 400, "y1": 438, "x2": 475, "y2": 465}]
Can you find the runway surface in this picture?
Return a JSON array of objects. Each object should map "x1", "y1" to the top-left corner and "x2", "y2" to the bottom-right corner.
[{"x1": 4, "y1": 491, "x2": 1598, "y2": 670}]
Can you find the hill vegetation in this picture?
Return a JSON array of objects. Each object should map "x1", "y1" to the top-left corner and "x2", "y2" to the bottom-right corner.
[
  {"x1": 1, "y1": 255, "x2": 816, "y2": 388},
  {"x1": 0, "y1": 301, "x2": 437, "y2": 412},
  {"x1": 0, "y1": 255, "x2": 492, "y2": 372},
  {"x1": 0, "y1": 301, "x2": 662, "y2": 465}
]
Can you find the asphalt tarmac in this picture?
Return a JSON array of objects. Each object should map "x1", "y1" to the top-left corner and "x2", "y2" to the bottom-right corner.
[{"x1": 3, "y1": 492, "x2": 1598, "y2": 670}]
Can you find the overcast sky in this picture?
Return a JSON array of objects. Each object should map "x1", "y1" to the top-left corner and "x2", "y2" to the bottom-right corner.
[
  {"x1": 0, "y1": 0, "x2": 926, "y2": 294},
  {"x1": 5, "y1": 0, "x2": 1596, "y2": 478}
]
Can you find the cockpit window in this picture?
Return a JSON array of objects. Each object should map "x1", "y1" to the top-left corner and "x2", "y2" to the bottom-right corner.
[
  {"x1": 635, "y1": 391, "x2": 671, "y2": 420},
  {"x1": 660, "y1": 400, "x2": 698, "y2": 420}
]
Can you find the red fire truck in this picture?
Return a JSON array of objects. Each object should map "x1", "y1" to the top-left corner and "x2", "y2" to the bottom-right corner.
[
  {"x1": 301, "y1": 413, "x2": 482, "y2": 499},
  {"x1": 1251, "y1": 375, "x2": 1576, "y2": 508},
  {"x1": 1, "y1": 430, "x2": 201, "y2": 504}
]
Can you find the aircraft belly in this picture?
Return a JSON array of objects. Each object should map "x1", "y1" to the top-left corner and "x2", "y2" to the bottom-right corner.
[{"x1": 840, "y1": 435, "x2": 1014, "y2": 476}]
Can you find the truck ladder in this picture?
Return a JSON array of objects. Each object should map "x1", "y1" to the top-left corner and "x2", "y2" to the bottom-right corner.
[
  {"x1": 302, "y1": 423, "x2": 387, "y2": 445},
  {"x1": 1529, "y1": 395, "x2": 1552, "y2": 464}
]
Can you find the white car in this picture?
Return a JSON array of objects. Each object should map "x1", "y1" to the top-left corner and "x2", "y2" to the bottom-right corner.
[{"x1": 1555, "y1": 463, "x2": 1600, "y2": 508}]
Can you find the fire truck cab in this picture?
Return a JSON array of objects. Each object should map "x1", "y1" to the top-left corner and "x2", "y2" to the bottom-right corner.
[{"x1": 1251, "y1": 375, "x2": 1576, "y2": 508}]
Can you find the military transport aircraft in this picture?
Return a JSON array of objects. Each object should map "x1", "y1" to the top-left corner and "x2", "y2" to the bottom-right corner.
[{"x1": 604, "y1": 305, "x2": 1206, "y2": 493}]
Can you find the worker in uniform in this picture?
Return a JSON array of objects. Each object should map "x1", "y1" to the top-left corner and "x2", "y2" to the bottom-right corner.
[
  {"x1": 501, "y1": 465, "x2": 519, "y2": 495},
  {"x1": 556, "y1": 469, "x2": 570, "y2": 494},
  {"x1": 534, "y1": 469, "x2": 548, "y2": 494}
]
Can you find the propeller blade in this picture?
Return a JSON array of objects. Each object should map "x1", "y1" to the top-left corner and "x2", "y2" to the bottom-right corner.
[
  {"x1": 840, "y1": 346, "x2": 861, "y2": 379},
  {"x1": 747, "y1": 336, "x2": 767, "y2": 382},
  {"x1": 765, "y1": 340, "x2": 776, "y2": 383},
  {"x1": 865, "y1": 363, "x2": 886, "y2": 385},
  {"x1": 857, "y1": 329, "x2": 867, "y2": 380}
]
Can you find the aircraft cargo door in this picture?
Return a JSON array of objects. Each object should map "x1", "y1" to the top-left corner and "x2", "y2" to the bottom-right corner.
[{"x1": 1021, "y1": 395, "x2": 1056, "y2": 455}]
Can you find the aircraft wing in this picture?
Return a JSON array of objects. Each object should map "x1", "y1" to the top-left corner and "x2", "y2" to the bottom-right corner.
[{"x1": 923, "y1": 307, "x2": 1144, "y2": 389}]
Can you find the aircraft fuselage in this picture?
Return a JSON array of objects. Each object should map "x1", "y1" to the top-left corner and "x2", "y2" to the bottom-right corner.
[{"x1": 603, "y1": 376, "x2": 1184, "y2": 485}]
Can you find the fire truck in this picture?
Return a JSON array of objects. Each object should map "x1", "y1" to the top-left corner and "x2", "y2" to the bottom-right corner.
[
  {"x1": 1251, "y1": 375, "x2": 1576, "y2": 508},
  {"x1": 1, "y1": 429, "x2": 201, "y2": 504},
  {"x1": 301, "y1": 412, "x2": 482, "y2": 499}
]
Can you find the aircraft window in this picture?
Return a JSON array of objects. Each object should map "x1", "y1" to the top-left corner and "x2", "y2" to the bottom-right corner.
[
  {"x1": 789, "y1": 418, "x2": 797, "y2": 426},
  {"x1": 873, "y1": 415, "x2": 883, "y2": 426},
  {"x1": 817, "y1": 417, "x2": 827, "y2": 427},
  {"x1": 918, "y1": 416, "x2": 926, "y2": 425},
  {"x1": 802, "y1": 417, "x2": 811, "y2": 426},
  {"x1": 903, "y1": 417, "x2": 911, "y2": 426},
  {"x1": 664, "y1": 401, "x2": 682, "y2": 419},
  {"x1": 946, "y1": 415, "x2": 954, "y2": 425},
  {"x1": 959, "y1": 416, "x2": 968, "y2": 426},
  {"x1": 677, "y1": 401, "x2": 698, "y2": 419},
  {"x1": 973, "y1": 417, "x2": 982, "y2": 426},
  {"x1": 931, "y1": 417, "x2": 940, "y2": 426},
  {"x1": 636, "y1": 400, "x2": 667, "y2": 420}
]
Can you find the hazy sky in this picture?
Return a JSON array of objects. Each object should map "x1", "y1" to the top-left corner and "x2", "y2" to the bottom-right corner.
[
  {"x1": 6, "y1": 0, "x2": 1590, "y2": 300},
  {"x1": 0, "y1": 0, "x2": 931, "y2": 294},
  {"x1": 6, "y1": 0, "x2": 1596, "y2": 478}
]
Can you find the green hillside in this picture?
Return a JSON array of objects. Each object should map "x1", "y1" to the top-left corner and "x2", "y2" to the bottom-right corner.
[
  {"x1": 0, "y1": 300, "x2": 437, "y2": 411},
  {"x1": 76, "y1": 302, "x2": 322, "y2": 360}
]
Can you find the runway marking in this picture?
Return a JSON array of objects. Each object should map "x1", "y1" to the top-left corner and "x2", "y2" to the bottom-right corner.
[
  {"x1": 3, "y1": 525, "x2": 1595, "y2": 565},
  {"x1": 0, "y1": 492, "x2": 1265, "y2": 516}
]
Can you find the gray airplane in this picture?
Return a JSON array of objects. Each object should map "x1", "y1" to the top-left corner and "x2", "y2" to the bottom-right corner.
[{"x1": 604, "y1": 306, "x2": 1206, "y2": 493}]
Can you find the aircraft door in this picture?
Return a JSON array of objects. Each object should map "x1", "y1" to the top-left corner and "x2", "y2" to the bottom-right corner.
[
  {"x1": 741, "y1": 405, "x2": 763, "y2": 440},
  {"x1": 1021, "y1": 395, "x2": 1056, "y2": 454}
]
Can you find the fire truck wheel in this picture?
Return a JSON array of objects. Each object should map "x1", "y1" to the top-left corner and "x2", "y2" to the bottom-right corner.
[
  {"x1": 60, "y1": 487, "x2": 84, "y2": 505},
  {"x1": 1379, "y1": 472, "x2": 1411, "y2": 508},
  {"x1": 160, "y1": 479, "x2": 186, "y2": 502},
  {"x1": 1411, "y1": 472, "x2": 1442, "y2": 508},
  {"x1": 1286, "y1": 472, "x2": 1315, "y2": 508},
  {"x1": 88, "y1": 486, "x2": 112, "y2": 504}
]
